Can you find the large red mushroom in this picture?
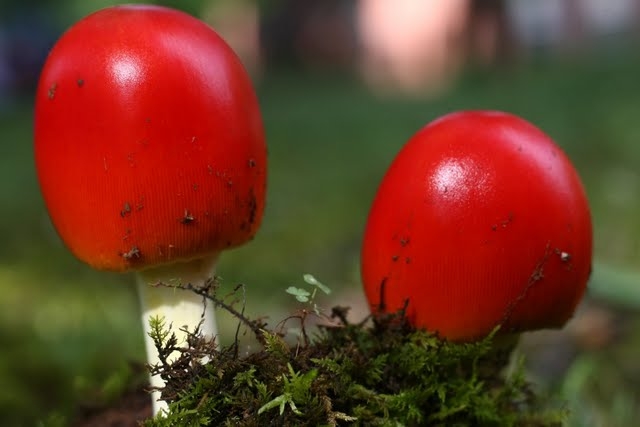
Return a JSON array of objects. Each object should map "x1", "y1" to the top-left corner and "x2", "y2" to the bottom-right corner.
[
  {"x1": 361, "y1": 111, "x2": 592, "y2": 342},
  {"x1": 34, "y1": 5, "x2": 266, "y2": 414}
]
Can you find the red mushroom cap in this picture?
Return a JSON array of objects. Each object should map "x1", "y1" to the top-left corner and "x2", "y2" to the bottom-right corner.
[
  {"x1": 361, "y1": 111, "x2": 592, "y2": 341},
  {"x1": 34, "y1": 5, "x2": 266, "y2": 272}
]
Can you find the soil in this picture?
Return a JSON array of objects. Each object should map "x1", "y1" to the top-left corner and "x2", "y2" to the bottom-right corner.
[{"x1": 72, "y1": 385, "x2": 152, "y2": 427}]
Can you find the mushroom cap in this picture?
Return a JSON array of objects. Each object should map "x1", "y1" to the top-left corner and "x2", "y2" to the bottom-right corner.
[
  {"x1": 34, "y1": 5, "x2": 266, "y2": 272},
  {"x1": 361, "y1": 111, "x2": 592, "y2": 341}
]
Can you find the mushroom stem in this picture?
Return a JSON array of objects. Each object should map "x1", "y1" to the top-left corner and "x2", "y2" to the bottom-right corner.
[{"x1": 136, "y1": 254, "x2": 219, "y2": 416}]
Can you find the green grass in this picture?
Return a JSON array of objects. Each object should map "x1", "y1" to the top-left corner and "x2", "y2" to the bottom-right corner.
[{"x1": 1, "y1": 51, "x2": 640, "y2": 424}]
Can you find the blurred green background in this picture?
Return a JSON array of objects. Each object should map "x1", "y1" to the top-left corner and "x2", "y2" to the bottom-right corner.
[{"x1": 1, "y1": 0, "x2": 639, "y2": 425}]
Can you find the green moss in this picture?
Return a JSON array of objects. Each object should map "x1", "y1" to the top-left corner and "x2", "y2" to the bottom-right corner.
[{"x1": 143, "y1": 281, "x2": 566, "y2": 426}]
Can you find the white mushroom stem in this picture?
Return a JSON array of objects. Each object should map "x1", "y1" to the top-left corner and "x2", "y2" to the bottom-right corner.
[{"x1": 136, "y1": 254, "x2": 219, "y2": 417}]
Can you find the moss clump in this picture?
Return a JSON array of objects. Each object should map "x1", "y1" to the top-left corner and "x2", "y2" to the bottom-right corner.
[{"x1": 144, "y1": 280, "x2": 566, "y2": 426}]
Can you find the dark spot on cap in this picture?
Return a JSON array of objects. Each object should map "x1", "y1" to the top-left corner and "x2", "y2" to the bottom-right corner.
[
  {"x1": 501, "y1": 212, "x2": 514, "y2": 228},
  {"x1": 48, "y1": 82, "x2": 57, "y2": 99},
  {"x1": 248, "y1": 158, "x2": 256, "y2": 168},
  {"x1": 77, "y1": 79, "x2": 84, "y2": 87},
  {"x1": 120, "y1": 202, "x2": 131, "y2": 217},
  {"x1": 391, "y1": 255, "x2": 399, "y2": 262},
  {"x1": 247, "y1": 189, "x2": 258, "y2": 225},
  {"x1": 378, "y1": 277, "x2": 388, "y2": 311},
  {"x1": 181, "y1": 210, "x2": 195, "y2": 224}
]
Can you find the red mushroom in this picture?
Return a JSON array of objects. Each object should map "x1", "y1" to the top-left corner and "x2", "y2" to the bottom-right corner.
[
  {"x1": 361, "y1": 111, "x2": 592, "y2": 342},
  {"x1": 34, "y1": 5, "x2": 266, "y2": 414}
]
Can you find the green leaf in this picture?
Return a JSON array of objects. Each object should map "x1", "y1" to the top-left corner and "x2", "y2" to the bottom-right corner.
[
  {"x1": 288, "y1": 399, "x2": 302, "y2": 415},
  {"x1": 303, "y1": 274, "x2": 331, "y2": 295},
  {"x1": 285, "y1": 286, "x2": 311, "y2": 302},
  {"x1": 257, "y1": 394, "x2": 290, "y2": 415}
]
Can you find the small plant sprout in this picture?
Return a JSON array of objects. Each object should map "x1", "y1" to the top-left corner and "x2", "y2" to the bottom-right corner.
[
  {"x1": 361, "y1": 110, "x2": 592, "y2": 342},
  {"x1": 283, "y1": 274, "x2": 333, "y2": 345},
  {"x1": 34, "y1": 5, "x2": 266, "y2": 415},
  {"x1": 286, "y1": 273, "x2": 331, "y2": 305}
]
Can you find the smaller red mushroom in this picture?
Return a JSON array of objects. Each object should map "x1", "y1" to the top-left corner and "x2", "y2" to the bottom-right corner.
[
  {"x1": 34, "y1": 5, "x2": 266, "y2": 415},
  {"x1": 361, "y1": 111, "x2": 592, "y2": 342}
]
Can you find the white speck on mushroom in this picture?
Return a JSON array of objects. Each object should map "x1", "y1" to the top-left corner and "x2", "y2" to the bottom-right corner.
[
  {"x1": 48, "y1": 82, "x2": 57, "y2": 99},
  {"x1": 181, "y1": 209, "x2": 195, "y2": 224},
  {"x1": 122, "y1": 246, "x2": 140, "y2": 260}
]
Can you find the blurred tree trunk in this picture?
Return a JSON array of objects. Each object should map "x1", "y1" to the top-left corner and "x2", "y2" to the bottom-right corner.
[
  {"x1": 634, "y1": 0, "x2": 640, "y2": 37},
  {"x1": 260, "y1": 0, "x2": 356, "y2": 70},
  {"x1": 202, "y1": 0, "x2": 262, "y2": 77},
  {"x1": 467, "y1": 0, "x2": 514, "y2": 66},
  {"x1": 563, "y1": 0, "x2": 586, "y2": 50}
]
